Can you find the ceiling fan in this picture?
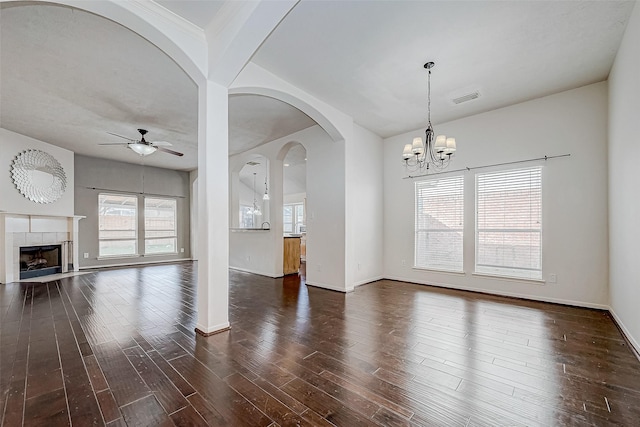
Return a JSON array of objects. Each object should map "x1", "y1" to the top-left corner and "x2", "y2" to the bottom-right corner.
[{"x1": 99, "y1": 129, "x2": 184, "y2": 157}]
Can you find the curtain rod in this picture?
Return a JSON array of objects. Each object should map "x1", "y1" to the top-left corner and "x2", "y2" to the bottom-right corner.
[
  {"x1": 403, "y1": 154, "x2": 571, "y2": 179},
  {"x1": 83, "y1": 186, "x2": 186, "y2": 198}
]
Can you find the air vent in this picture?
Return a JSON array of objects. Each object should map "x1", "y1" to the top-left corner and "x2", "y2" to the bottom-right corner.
[
  {"x1": 452, "y1": 91, "x2": 480, "y2": 105},
  {"x1": 246, "y1": 161, "x2": 260, "y2": 166}
]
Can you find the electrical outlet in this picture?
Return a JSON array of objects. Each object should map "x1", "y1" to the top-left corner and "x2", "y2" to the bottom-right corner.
[
  {"x1": 549, "y1": 273, "x2": 557, "y2": 283},
  {"x1": 180, "y1": 248, "x2": 184, "y2": 253},
  {"x1": 357, "y1": 263, "x2": 361, "y2": 270},
  {"x1": 401, "y1": 259, "x2": 407, "y2": 266},
  {"x1": 83, "y1": 252, "x2": 89, "y2": 259},
  {"x1": 316, "y1": 264, "x2": 322, "y2": 272}
]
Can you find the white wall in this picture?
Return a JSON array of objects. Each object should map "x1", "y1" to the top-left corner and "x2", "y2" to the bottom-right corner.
[
  {"x1": 345, "y1": 123, "x2": 384, "y2": 288},
  {"x1": 608, "y1": 2, "x2": 640, "y2": 351},
  {"x1": 0, "y1": 128, "x2": 75, "y2": 217},
  {"x1": 229, "y1": 230, "x2": 276, "y2": 276},
  {"x1": 384, "y1": 82, "x2": 609, "y2": 308}
]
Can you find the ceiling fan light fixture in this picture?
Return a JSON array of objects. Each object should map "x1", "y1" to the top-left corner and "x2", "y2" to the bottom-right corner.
[{"x1": 129, "y1": 143, "x2": 157, "y2": 156}]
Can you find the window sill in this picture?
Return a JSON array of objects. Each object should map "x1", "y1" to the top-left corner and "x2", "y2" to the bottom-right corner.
[
  {"x1": 144, "y1": 252, "x2": 179, "y2": 257},
  {"x1": 97, "y1": 254, "x2": 140, "y2": 260},
  {"x1": 472, "y1": 272, "x2": 545, "y2": 284},
  {"x1": 412, "y1": 267, "x2": 466, "y2": 275}
]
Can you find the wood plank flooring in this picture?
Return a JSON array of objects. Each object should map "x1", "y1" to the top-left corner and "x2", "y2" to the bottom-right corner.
[{"x1": 1, "y1": 262, "x2": 640, "y2": 426}]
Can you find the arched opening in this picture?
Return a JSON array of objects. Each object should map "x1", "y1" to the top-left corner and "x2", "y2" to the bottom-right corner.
[
  {"x1": 237, "y1": 156, "x2": 270, "y2": 229},
  {"x1": 281, "y1": 143, "x2": 307, "y2": 276}
]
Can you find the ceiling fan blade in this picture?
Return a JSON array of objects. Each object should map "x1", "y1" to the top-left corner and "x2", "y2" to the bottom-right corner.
[
  {"x1": 157, "y1": 147, "x2": 184, "y2": 157},
  {"x1": 149, "y1": 141, "x2": 172, "y2": 147},
  {"x1": 107, "y1": 132, "x2": 138, "y2": 142},
  {"x1": 98, "y1": 142, "x2": 129, "y2": 146}
]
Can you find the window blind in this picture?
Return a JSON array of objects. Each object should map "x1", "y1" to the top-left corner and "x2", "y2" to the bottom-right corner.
[
  {"x1": 415, "y1": 175, "x2": 464, "y2": 271},
  {"x1": 144, "y1": 198, "x2": 177, "y2": 254},
  {"x1": 476, "y1": 167, "x2": 542, "y2": 280},
  {"x1": 98, "y1": 194, "x2": 137, "y2": 256}
]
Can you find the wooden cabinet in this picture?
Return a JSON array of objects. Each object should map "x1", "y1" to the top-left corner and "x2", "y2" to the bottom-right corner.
[{"x1": 283, "y1": 237, "x2": 301, "y2": 275}]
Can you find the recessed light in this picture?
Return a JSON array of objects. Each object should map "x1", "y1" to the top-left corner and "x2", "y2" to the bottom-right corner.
[
  {"x1": 304, "y1": 158, "x2": 307, "y2": 161},
  {"x1": 284, "y1": 163, "x2": 290, "y2": 167}
]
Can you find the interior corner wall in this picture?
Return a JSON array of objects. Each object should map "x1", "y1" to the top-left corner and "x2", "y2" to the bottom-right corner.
[
  {"x1": 74, "y1": 154, "x2": 191, "y2": 268},
  {"x1": 345, "y1": 123, "x2": 384, "y2": 288},
  {"x1": 608, "y1": 2, "x2": 640, "y2": 351},
  {"x1": 0, "y1": 128, "x2": 75, "y2": 216},
  {"x1": 383, "y1": 82, "x2": 609, "y2": 308}
]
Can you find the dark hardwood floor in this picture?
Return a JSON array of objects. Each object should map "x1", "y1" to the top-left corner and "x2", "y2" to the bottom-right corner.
[{"x1": 1, "y1": 262, "x2": 640, "y2": 426}]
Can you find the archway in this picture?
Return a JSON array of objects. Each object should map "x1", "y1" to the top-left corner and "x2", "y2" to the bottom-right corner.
[{"x1": 281, "y1": 143, "x2": 307, "y2": 276}]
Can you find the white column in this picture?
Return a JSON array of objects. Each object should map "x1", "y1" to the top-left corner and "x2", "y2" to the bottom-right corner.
[{"x1": 196, "y1": 80, "x2": 230, "y2": 335}]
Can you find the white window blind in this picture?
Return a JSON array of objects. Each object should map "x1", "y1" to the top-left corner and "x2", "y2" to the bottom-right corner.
[
  {"x1": 415, "y1": 176, "x2": 464, "y2": 271},
  {"x1": 144, "y1": 198, "x2": 177, "y2": 254},
  {"x1": 98, "y1": 194, "x2": 137, "y2": 257},
  {"x1": 476, "y1": 167, "x2": 542, "y2": 280}
]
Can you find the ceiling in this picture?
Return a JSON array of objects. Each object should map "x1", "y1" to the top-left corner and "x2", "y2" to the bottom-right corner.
[
  {"x1": 0, "y1": 1, "x2": 635, "y2": 171},
  {"x1": 238, "y1": 144, "x2": 307, "y2": 197},
  {"x1": 251, "y1": 0, "x2": 634, "y2": 138}
]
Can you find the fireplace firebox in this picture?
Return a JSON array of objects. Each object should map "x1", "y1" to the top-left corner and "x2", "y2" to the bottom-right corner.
[{"x1": 19, "y1": 245, "x2": 62, "y2": 279}]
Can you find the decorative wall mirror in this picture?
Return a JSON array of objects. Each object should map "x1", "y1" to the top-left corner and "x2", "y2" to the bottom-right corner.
[{"x1": 11, "y1": 149, "x2": 67, "y2": 204}]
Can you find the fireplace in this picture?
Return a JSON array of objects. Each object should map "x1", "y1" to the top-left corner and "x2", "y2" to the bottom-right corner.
[{"x1": 19, "y1": 245, "x2": 62, "y2": 279}]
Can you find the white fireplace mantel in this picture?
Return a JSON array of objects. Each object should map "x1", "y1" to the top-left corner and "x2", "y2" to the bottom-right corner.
[{"x1": 0, "y1": 212, "x2": 85, "y2": 284}]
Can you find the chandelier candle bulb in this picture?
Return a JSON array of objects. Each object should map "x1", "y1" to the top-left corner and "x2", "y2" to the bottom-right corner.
[
  {"x1": 411, "y1": 137, "x2": 424, "y2": 155},
  {"x1": 445, "y1": 137, "x2": 457, "y2": 153},
  {"x1": 434, "y1": 135, "x2": 447, "y2": 153},
  {"x1": 403, "y1": 144, "x2": 414, "y2": 160}
]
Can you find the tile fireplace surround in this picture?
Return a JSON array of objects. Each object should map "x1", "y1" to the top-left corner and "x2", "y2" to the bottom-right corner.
[{"x1": 0, "y1": 212, "x2": 83, "y2": 284}]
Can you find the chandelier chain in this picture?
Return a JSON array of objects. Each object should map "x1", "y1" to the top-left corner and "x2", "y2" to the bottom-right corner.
[{"x1": 427, "y1": 68, "x2": 431, "y2": 126}]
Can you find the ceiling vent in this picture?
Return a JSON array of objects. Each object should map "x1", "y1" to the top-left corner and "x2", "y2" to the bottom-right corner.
[
  {"x1": 246, "y1": 161, "x2": 260, "y2": 166},
  {"x1": 451, "y1": 91, "x2": 480, "y2": 105}
]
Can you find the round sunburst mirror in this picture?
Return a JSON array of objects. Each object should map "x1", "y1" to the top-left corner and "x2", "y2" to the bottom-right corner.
[{"x1": 11, "y1": 149, "x2": 67, "y2": 204}]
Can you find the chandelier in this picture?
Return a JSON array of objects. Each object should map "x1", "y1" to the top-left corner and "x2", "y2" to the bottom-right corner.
[
  {"x1": 402, "y1": 62, "x2": 457, "y2": 174},
  {"x1": 248, "y1": 172, "x2": 262, "y2": 216},
  {"x1": 262, "y1": 162, "x2": 270, "y2": 200}
]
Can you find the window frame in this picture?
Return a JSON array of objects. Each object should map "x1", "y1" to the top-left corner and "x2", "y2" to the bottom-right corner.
[
  {"x1": 414, "y1": 174, "x2": 465, "y2": 273},
  {"x1": 144, "y1": 197, "x2": 178, "y2": 256},
  {"x1": 98, "y1": 193, "x2": 139, "y2": 258},
  {"x1": 474, "y1": 166, "x2": 543, "y2": 281},
  {"x1": 284, "y1": 202, "x2": 304, "y2": 234}
]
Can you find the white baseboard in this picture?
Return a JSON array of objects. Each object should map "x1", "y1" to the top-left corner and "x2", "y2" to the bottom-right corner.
[
  {"x1": 353, "y1": 276, "x2": 384, "y2": 288},
  {"x1": 80, "y1": 258, "x2": 192, "y2": 270},
  {"x1": 608, "y1": 307, "x2": 640, "y2": 361},
  {"x1": 306, "y1": 281, "x2": 353, "y2": 293},
  {"x1": 195, "y1": 321, "x2": 230, "y2": 334},
  {"x1": 383, "y1": 275, "x2": 609, "y2": 310},
  {"x1": 229, "y1": 266, "x2": 281, "y2": 278}
]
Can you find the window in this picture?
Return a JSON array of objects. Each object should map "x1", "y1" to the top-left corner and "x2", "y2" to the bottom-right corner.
[
  {"x1": 144, "y1": 198, "x2": 177, "y2": 255},
  {"x1": 283, "y1": 203, "x2": 304, "y2": 233},
  {"x1": 98, "y1": 194, "x2": 137, "y2": 257},
  {"x1": 415, "y1": 175, "x2": 464, "y2": 271},
  {"x1": 240, "y1": 205, "x2": 254, "y2": 228},
  {"x1": 476, "y1": 167, "x2": 542, "y2": 280}
]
